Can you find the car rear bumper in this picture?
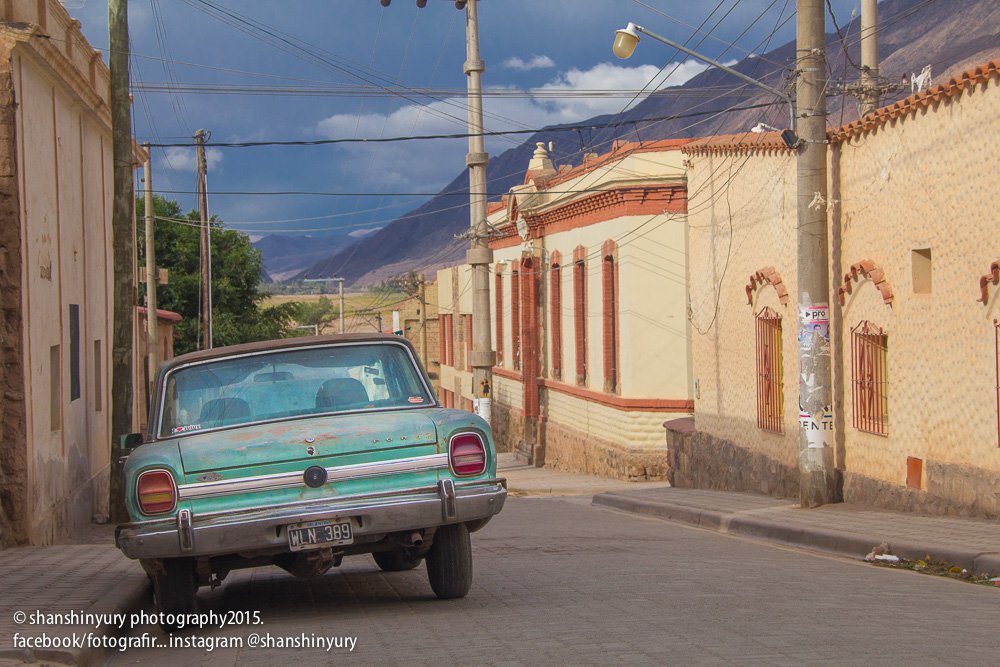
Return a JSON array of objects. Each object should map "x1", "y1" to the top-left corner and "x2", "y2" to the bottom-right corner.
[{"x1": 116, "y1": 477, "x2": 507, "y2": 560}]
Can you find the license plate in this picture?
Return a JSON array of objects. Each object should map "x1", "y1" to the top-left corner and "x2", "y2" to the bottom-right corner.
[{"x1": 287, "y1": 520, "x2": 354, "y2": 551}]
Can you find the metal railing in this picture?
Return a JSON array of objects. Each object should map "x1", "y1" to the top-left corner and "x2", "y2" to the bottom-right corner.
[
  {"x1": 851, "y1": 320, "x2": 889, "y2": 436},
  {"x1": 755, "y1": 307, "x2": 784, "y2": 433}
]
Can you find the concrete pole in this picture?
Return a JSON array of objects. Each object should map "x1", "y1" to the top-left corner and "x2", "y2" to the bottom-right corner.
[
  {"x1": 860, "y1": 0, "x2": 879, "y2": 116},
  {"x1": 464, "y1": 0, "x2": 496, "y2": 410},
  {"x1": 338, "y1": 279, "x2": 345, "y2": 334},
  {"x1": 142, "y1": 146, "x2": 158, "y2": 394},
  {"x1": 796, "y1": 0, "x2": 837, "y2": 507},
  {"x1": 195, "y1": 130, "x2": 212, "y2": 349},
  {"x1": 108, "y1": 0, "x2": 134, "y2": 522},
  {"x1": 419, "y1": 274, "x2": 428, "y2": 368}
]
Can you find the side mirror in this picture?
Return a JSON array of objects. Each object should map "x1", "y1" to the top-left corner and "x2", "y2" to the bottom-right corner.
[{"x1": 120, "y1": 432, "x2": 144, "y2": 450}]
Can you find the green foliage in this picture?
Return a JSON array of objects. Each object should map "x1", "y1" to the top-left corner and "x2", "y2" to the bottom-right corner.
[
  {"x1": 294, "y1": 296, "x2": 339, "y2": 328},
  {"x1": 137, "y1": 195, "x2": 300, "y2": 355}
]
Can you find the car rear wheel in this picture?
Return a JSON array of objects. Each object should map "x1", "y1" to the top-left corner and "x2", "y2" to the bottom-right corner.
[
  {"x1": 372, "y1": 550, "x2": 422, "y2": 572},
  {"x1": 153, "y1": 558, "x2": 198, "y2": 625},
  {"x1": 425, "y1": 523, "x2": 472, "y2": 599}
]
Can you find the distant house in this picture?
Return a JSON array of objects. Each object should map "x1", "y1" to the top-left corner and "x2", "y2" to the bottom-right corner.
[
  {"x1": 681, "y1": 60, "x2": 1000, "y2": 518},
  {"x1": 0, "y1": 0, "x2": 143, "y2": 546},
  {"x1": 439, "y1": 140, "x2": 695, "y2": 480}
]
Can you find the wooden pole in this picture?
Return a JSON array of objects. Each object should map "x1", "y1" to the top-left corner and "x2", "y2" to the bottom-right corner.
[{"x1": 143, "y1": 146, "x2": 157, "y2": 399}]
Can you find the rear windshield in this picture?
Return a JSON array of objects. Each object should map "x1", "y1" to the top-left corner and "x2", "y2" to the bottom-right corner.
[{"x1": 158, "y1": 343, "x2": 433, "y2": 438}]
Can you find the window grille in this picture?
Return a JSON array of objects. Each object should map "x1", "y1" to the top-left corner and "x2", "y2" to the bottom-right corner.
[
  {"x1": 851, "y1": 320, "x2": 889, "y2": 436},
  {"x1": 511, "y1": 268, "x2": 520, "y2": 370},
  {"x1": 755, "y1": 307, "x2": 783, "y2": 432},
  {"x1": 573, "y1": 259, "x2": 587, "y2": 384},
  {"x1": 550, "y1": 259, "x2": 562, "y2": 380}
]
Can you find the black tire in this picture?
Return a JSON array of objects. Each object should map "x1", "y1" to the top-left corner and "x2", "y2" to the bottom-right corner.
[
  {"x1": 425, "y1": 523, "x2": 473, "y2": 599},
  {"x1": 153, "y1": 558, "x2": 198, "y2": 627},
  {"x1": 372, "y1": 550, "x2": 422, "y2": 572}
]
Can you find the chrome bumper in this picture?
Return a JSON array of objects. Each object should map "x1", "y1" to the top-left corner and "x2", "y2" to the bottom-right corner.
[{"x1": 116, "y1": 478, "x2": 507, "y2": 560}]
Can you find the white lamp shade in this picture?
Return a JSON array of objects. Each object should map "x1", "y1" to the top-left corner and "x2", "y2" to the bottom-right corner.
[{"x1": 613, "y1": 25, "x2": 640, "y2": 59}]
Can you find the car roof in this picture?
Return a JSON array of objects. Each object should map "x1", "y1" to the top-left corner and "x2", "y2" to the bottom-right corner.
[{"x1": 158, "y1": 333, "x2": 417, "y2": 373}]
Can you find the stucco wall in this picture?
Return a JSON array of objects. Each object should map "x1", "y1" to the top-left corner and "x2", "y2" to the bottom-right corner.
[
  {"x1": 685, "y1": 67, "x2": 1000, "y2": 516},
  {"x1": 2, "y1": 3, "x2": 116, "y2": 544}
]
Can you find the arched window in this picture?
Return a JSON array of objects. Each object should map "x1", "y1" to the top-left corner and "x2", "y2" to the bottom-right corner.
[
  {"x1": 573, "y1": 245, "x2": 587, "y2": 385},
  {"x1": 550, "y1": 251, "x2": 562, "y2": 380},
  {"x1": 601, "y1": 240, "x2": 618, "y2": 393},
  {"x1": 755, "y1": 306, "x2": 783, "y2": 432},
  {"x1": 851, "y1": 320, "x2": 888, "y2": 436}
]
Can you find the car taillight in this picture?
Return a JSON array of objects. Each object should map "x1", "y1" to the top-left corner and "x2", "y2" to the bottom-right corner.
[
  {"x1": 137, "y1": 470, "x2": 176, "y2": 515},
  {"x1": 449, "y1": 433, "x2": 487, "y2": 477}
]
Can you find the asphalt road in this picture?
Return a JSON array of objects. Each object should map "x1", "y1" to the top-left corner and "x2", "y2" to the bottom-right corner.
[{"x1": 108, "y1": 496, "x2": 998, "y2": 666}]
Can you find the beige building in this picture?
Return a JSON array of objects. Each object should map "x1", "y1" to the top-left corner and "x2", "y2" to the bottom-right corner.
[
  {"x1": 0, "y1": 0, "x2": 141, "y2": 546},
  {"x1": 439, "y1": 140, "x2": 695, "y2": 479},
  {"x1": 682, "y1": 59, "x2": 1000, "y2": 517}
]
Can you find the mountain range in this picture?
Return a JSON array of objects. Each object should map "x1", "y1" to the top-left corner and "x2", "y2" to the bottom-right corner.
[{"x1": 272, "y1": 0, "x2": 999, "y2": 286}]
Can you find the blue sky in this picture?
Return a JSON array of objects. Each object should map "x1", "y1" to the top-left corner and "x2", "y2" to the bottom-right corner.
[{"x1": 68, "y1": 0, "x2": 862, "y2": 238}]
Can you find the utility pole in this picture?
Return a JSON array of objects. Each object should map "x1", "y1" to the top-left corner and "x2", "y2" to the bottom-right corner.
[
  {"x1": 338, "y1": 279, "x2": 345, "y2": 334},
  {"x1": 375, "y1": 312, "x2": 383, "y2": 334},
  {"x1": 195, "y1": 130, "x2": 212, "y2": 349},
  {"x1": 108, "y1": 0, "x2": 134, "y2": 523},
  {"x1": 464, "y1": 0, "x2": 495, "y2": 416},
  {"x1": 142, "y1": 145, "x2": 157, "y2": 395},
  {"x1": 860, "y1": 0, "x2": 879, "y2": 116},
  {"x1": 796, "y1": 0, "x2": 837, "y2": 507},
  {"x1": 419, "y1": 274, "x2": 428, "y2": 369}
]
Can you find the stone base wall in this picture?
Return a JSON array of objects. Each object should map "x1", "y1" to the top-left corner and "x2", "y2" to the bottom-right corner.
[
  {"x1": 665, "y1": 419, "x2": 799, "y2": 498},
  {"x1": 845, "y1": 462, "x2": 1000, "y2": 520},
  {"x1": 490, "y1": 400, "x2": 523, "y2": 454},
  {"x1": 544, "y1": 419, "x2": 668, "y2": 481}
]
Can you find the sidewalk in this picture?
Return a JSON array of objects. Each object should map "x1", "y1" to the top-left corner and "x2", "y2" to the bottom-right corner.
[
  {"x1": 593, "y1": 487, "x2": 1000, "y2": 577},
  {"x1": 498, "y1": 453, "x2": 671, "y2": 497},
  {"x1": 0, "y1": 525, "x2": 149, "y2": 666}
]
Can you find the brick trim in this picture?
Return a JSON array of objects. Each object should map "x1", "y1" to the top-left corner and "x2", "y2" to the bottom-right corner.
[
  {"x1": 489, "y1": 184, "x2": 687, "y2": 249},
  {"x1": 549, "y1": 250, "x2": 562, "y2": 381},
  {"x1": 464, "y1": 314, "x2": 472, "y2": 367},
  {"x1": 494, "y1": 265, "x2": 504, "y2": 365},
  {"x1": 491, "y1": 366, "x2": 521, "y2": 381},
  {"x1": 838, "y1": 259, "x2": 894, "y2": 306},
  {"x1": 745, "y1": 266, "x2": 789, "y2": 306},
  {"x1": 601, "y1": 240, "x2": 619, "y2": 394},
  {"x1": 573, "y1": 246, "x2": 587, "y2": 385},
  {"x1": 520, "y1": 255, "x2": 540, "y2": 418},
  {"x1": 510, "y1": 260, "x2": 521, "y2": 371},
  {"x1": 539, "y1": 379, "x2": 693, "y2": 412}
]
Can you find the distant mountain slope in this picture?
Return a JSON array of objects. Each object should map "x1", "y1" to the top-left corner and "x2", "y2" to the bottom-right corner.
[
  {"x1": 299, "y1": 0, "x2": 999, "y2": 287},
  {"x1": 253, "y1": 233, "x2": 358, "y2": 281}
]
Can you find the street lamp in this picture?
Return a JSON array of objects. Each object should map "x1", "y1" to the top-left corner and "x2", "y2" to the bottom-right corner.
[{"x1": 613, "y1": 21, "x2": 798, "y2": 149}]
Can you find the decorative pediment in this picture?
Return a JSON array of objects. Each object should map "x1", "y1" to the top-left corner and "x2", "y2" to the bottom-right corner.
[{"x1": 838, "y1": 259, "x2": 893, "y2": 306}]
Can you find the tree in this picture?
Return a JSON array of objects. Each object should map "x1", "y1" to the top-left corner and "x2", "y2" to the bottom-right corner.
[
  {"x1": 137, "y1": 194, "x2": 299, "y2": 355},
  {"x1": 294, "y1": 296, "x2": 339, "y2": 332}
]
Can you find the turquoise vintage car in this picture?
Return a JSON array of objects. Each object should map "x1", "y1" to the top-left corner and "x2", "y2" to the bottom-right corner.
[{"x1": 116, "y1": 334, "x2": 506, "y2": 616}]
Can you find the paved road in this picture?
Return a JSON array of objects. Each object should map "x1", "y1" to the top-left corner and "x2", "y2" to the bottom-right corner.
[{"x1": 109, "y1": 497, "x2": 997, "y2": 666}]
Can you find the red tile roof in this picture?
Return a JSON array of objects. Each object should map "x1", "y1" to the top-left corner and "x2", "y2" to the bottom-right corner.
[
  {"x1": 683, "y1": 59, "x2": 1000, "y2": 155},
  {"x1": 830, "y1": 59, "x2": 999, "y2": 143}
]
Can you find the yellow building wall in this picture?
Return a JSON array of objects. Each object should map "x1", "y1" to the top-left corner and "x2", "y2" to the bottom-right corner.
[
  {"x1": 8, "y1": 1, "x2": 116, "y2": 543},
  {"x1": 686, "y1": 69, "x2": 1000, "y2": 513}
]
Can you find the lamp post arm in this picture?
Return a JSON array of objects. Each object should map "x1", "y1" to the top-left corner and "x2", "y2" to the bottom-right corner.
[{"x1": 632, "y1": 24, "x2": 795, "y2": 130}]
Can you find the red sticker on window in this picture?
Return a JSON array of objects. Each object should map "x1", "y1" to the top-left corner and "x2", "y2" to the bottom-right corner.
[{"x1": 408, "y1": 396, "x2": 425, "y2": 404}]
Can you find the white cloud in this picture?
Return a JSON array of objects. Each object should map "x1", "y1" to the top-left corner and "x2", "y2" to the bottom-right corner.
[
  {"x1": 315, "y1": 59, "x2": 720, "y2": 191},
  {"x1": 503, "y1": 55, "x2": 555, "y2": 71},
  {"x1": 348, "y1": 227, "x2": 382, "y2": 238},
  {"x1": 160, "y1": 146, "x2": 223, "y2": 173}
]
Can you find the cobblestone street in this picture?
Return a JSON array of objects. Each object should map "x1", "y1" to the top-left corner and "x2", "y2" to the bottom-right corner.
[{"x1": 107, "y1": 496, "x2": 998, "y2": 666}]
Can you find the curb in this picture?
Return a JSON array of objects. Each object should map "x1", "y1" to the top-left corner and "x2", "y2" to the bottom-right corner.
[
  {"x1": 593, "y1": 492, "x2": 1000, "y2": 577},
  {"x1": 0, "y1": 576, "x2": 150, "y2": 666}
]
